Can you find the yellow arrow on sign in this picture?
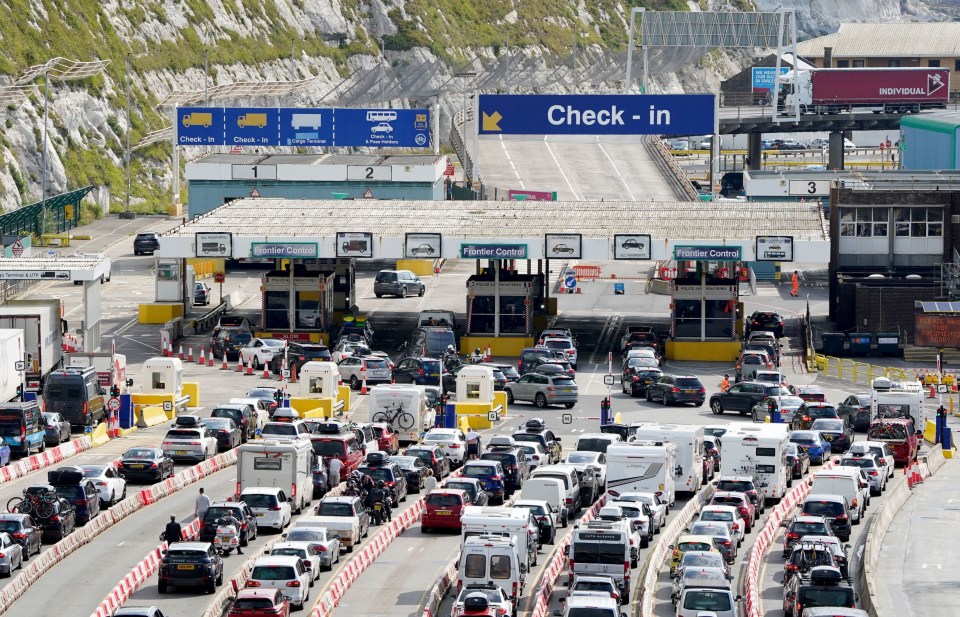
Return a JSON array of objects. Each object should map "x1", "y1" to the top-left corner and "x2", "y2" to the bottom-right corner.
[{"x1": 482, "y1": 111, "x2": 502, "y2": 132}]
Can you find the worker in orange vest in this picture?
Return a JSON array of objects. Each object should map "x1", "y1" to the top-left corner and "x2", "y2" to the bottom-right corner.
[
  {"x1": 720, "y1": 374, "x2": 730, "y2": 392},
  {"x1": 790, "y1": 271, "x2": 799, "y2": 297}
]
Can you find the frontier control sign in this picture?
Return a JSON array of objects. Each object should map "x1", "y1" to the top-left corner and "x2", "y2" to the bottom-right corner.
[
  {"x1": 478, "y1": 94, "x2": 716, "y2": 136},
  {"x1": 251, "y1": 242, "x2": 318, "y2": 258},
  {"x1": 460, "y1": 244, "x2": 527, "y2": 259},
  {"x1": 674, "y1": 246, "x2": 742, "y2": 261}
]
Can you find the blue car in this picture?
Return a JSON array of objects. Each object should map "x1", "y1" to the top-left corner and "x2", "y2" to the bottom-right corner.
[
  {"x1": 789, "y1": 430, "x2": 832, "y2": 465},
  {"x1": 461, "y1": 460, "x2": 506, "y2": 505},
  {"x1": 0, "y1": 444, "x2": 9, "y2": 466}
]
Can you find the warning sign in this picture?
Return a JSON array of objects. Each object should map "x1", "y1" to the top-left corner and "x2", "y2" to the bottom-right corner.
[
  {"x1": 11, "y1": 240, "x2": 23, "y2": 258},
  {"x1": 249, "y1": 187, "x2": 261, "y2": 198},
  {"x1": 361, "y1": 188, "x2": 374, "y2": 199}
]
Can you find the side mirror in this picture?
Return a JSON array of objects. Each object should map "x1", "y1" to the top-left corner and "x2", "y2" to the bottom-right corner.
[
  {"x1": 668, "y1": 545, "x2": 675, "y2": 550},
  {"x1": 520, "y1": 563, "x2": 527, "y2": 574},
  {"x1": 281, "y1": 534, "x2": 287, "y2": 539},
  {"x1": 553, "y1": 611, "x2": 562, "y2": 616},
  {"x1": 780, "y1": 520, "x2": 789, "y2": 528}
]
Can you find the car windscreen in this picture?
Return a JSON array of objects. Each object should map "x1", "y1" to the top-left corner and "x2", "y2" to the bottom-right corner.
[
  {"x1": 286, "y1": 529, "x2": 325, "y2": 542},
  {"x1": 165, "y1": 549, "x2": 206, "y2": 559},
  {"x1": 840, "y1": 458, "x2": 874, "y2": 469},
  {"x1": 499, "y1": 366, "x2": 520, "y2": 379},
  {"x1": 423, "y1": 433, "x2": 453, "y2": 443},
  {"x1": 683, "y1": 590, "x2": 732, "y2": 611},
  {"x1": 80, "y1": 467, "x2": 106, "y2": 478},
  {"x1": 165, "y1": 430, "x2": 202, "y2": 439},
  {"x1": 425, "y1": 330, "x2": 455, "y2": 351},
  {"x1": 678, "y1": 541, "x2": 714, "y2": 553},
  {"x1": 544, "y1": 340, "x2": 571, "y2": 350},
  {"x1": 791, "y1": 521, "x2": 830, "y2": 535},
  {"x1": 808, "y1": 406, "x2": 837, "y2": 418},
  {"x1": 0, "y1": 521, "x2": 21, "y2": 532},
  {"x1": 311, "y1": 440, "x2": 346, "y2": 457},
  {"x1": 364, "y1": 359, "x2": 388, "y2": 370},
  {"x1": 359, "y1": 467, "x2": 394, "y2": 482},
  {"x1": 567, "y1": 609, "x2": 619, "y2": 617},
  {"x1": 123, "y1": 449, "x2": 156, "y2": 459},
  {"x1": 462, "y1": 465, "x2": 495, "y2": 478},
  {"x1": 204, "y1": 506, "x2": 240, "y2": 522},
  {"x1": 233, "y1": 599, "x2": 276, "y2": 610},
  {"x1": 572, "y1": 541, "x2": 625, "y2": 564},
  {"x1": 55, "y1": 486, "x2": 84, "y2": 501},
  {"x1": 567, "y1": 451, "x2": 600, "y2": 463},
  {"x1": 803, "y1": 501, "x2": 845, "y2": 517},
  {"x1": 799, "y1": 588, "x2": 855, "y2": 608},
  {"x1": 700, "y1": 511, "x2": 734, "y2": 522},
  {"x1": 812, "y1": 420, "x2": 843, "y2": 432},
  {"x1": 552, "y1": 378, "x2": 576, "y2": 388},
  {"x1": 445, "y1": 482, "x2": 477, "y2": 498},
  {"x1": 716, "y1": 481, "x2": 753, "y2": 493},
  {"x1": 272, "y1": 548, "x2": 307, "y2": 559},
  {"x1": 263, "y1": 424, "x2": 296, "y2": 436},
  {"x1": 711, "y1": 496, "x2": 744, "y2": 507},
  {"x1": 480, "y1": 453, "x2": 513, "y2": 467},
  {"x1": 43, "y1": 377, "x2": 85, "y2": 401},
  {"x1": 571, "y1": 581, "x2": 614, "y2": 593},
  {"x1": 203, "y1": 418, "x2": 233, "y2": 430},
  {"x1": 742, "y1": 355, "x2": 763, "y2": 364},
  {"x1": 251, "y1": 565, "x2": 297, "y2": 581}
]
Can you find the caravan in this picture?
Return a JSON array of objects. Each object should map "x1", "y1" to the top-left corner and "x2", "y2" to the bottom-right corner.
[
  {"x1": 870, "y1": 377, "x2": 924, "y2": 431},
  {"x1": 629, "y1": 423, "x2": 704, "y2": 495},
  {"x1": 722, "y1": 424, "x2": 791, "y2": 503},
  {"x1": 368, "y1": 385, "x2": 435, "y2": 444},
  {"x1": 605, "y1": 442, "x2": 677, "y2": 507},
  {"x1": 236, "y1": 440, "x2": 315, "y2": 514}
]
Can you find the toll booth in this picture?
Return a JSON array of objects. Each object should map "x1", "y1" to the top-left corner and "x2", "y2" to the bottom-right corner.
[
  {"x1": 452, "y1": 365, "x2": 507, "y2": 429},
  {"x1": 666, "y1": 258, "x2": 742, "y2": 362},
  {"x1": 463, "y1": 268, "x2": 543, "y2": 355},
  {"x1": 260, "y1": 267, "x2": 335, "y2": 342},
  {"x1": 132, "y1": 357, "x2": 191, "y2": 424},
  {"x1": 289, "y1": 361, "x2": 351, "y2": 419}
]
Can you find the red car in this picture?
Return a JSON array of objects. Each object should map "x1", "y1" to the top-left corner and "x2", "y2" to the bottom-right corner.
[
  {"x1": 867, "y1": 418, "x2": 918, "y2": 465},
  {"x1": 421, "y1": 489, "x2": 468, "y2": 533},
  {"x1": 228, "y1": 588, "x2": 290, "y2": 616},
  {"x1": 370, "y1": 422, "x2": 400, "y2": 455}
]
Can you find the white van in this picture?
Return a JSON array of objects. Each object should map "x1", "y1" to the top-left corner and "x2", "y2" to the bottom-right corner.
[
  {"x1": 675, "y1": 584, "x2": 739, "y2": 617},
  {"x1": 530, "y1": 464, "x2": 582, "y2": 514},
  {"x1": 522, "y1": 478, "x2": 569, "y2": 527},
  {"x1": 236, "y1": 439, "x2": 314, "y2": 514},
  {"x1": 629, "y1": 423, "x2": 704, "y2": 495},
  {"x1": 458, "y1": 535, "x2": 526, "y2": 609},
  {"x1": 810, "y1": 469, "x2": 865, "y2": 523},
  {"x1": 368, "y1": 385, "x2": 434, "y2": 444},
  {"x1": 460, "y1": 506, "x2": 538, "y2": 569},
  {"x1": 568, "y1": 520, "x2": 632, "y2": 595}
]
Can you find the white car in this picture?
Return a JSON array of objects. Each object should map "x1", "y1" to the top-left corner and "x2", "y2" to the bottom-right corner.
[
  {"x1": 538, "y1": 329, "x2": 574, "y2": 345},
  {"x1": 849, "y1": 441, "x2": 896, "y2": 479},
  {"x1": 331, "y1": 340, "x2": 369, "y2": 363},
  {"x1": 371, "y1": 122, "x2": 393, "y2": 133},
  {"x1": 239, "y1": 338, "x2": 286, "y2": 370},
  {"x1": 422, "y1": 428, "x2": 468, "y2": 466},
  {"x1": 270, "y1": 542, "x2": 321, "y2": 581},
  {"x1": 248, "y1": 556, "x2": 311, "y2": 610},
  {"x1": 261, "y1": 421, "x2": 312, "y2": 442},
  {"x1": 698, "y1": 505, "x2": 746, "y2": 547},
  {"x1": 563, "y1": 451, "x2": 607, "y2": 490},
  {"x1": 452, "y1": 584, "x2": 513, "y2": 617},
  {"x1": 0, "y1": 532, "x2": 23, "y2": 576},
  {"x1": 515, "y1": 442, "x2": 548, "y2": 470},
  {"x1": 540, "y1": 336, "x2": 578, "y2": 369},
  {"x1": 609, "y1": 491, "x2": 668, "y2": 533},
  {"x1": 241, "y1": 487, "x2": 293, "y2": 531},
  {"x1": 609, "y1": 499, "x2": 652, "y2": 550},
  {"x1": 80, "y1": 464, "x2": 127, "y2": 506},
  {"x1": 839, "y1": 453, "x2": 887, "y2": 495},
  {"x1": 161, "y1": 427, "x2": 218, "y2": 462}
]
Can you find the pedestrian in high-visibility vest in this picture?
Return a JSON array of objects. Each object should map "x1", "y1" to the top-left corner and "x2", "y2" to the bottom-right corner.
[
  {"x1": 790, "y1": 271, "x2": 799, "y2": 297},
  {"x1": 720, "y1": 374, "x2": 730, "y2": 393}
]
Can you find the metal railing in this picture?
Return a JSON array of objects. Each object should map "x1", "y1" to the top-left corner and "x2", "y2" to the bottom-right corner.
[
  {"x1": 646, "y1": 136, "x2": 699, "y2": 200},
  {"x1": 450, "y1": 109, "x2": 474, "y2": 182},
  {"x1": 813, "y1": 354, "x2": 911, "y2": 386}
]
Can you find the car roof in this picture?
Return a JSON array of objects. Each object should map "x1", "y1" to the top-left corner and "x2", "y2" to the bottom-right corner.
[
  {"x1": 564, "y1": 595, "x2": 618, "y2": 609},
  {"x1": 805, "y1": 494, "x2": 846, "y2": 503},
  {"x1": 712, "y1": 491, "x2": 749, "y2": 499},
  {"x1": 792, "y1": 515, "x2": 829, "y2": 524},
  {"x1": 241, "y1": 487, "x2": 284, "y2": 495},
  {"x1": 168, "y1": 542, "x2": 212, "y2": 551},
  {"x1": 253, "y1": 555, "x2": 302, "y2": 568}
]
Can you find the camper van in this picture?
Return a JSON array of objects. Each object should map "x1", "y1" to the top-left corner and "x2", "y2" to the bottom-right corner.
[
  {"x1": 236, "y1": 440, "x2": 315, "y2": 514},
  {"x1": 458, "y1": 535, "x2": 526, "y2": 610},
  {"x1": 368, "y1": 385, "x2": 434, "y2": 444},
  {"x1": 606, "y1": 442, "x2": 677, "y2": 507},
  {"x1": 460, "y1": 506, "x2": 538, "y2": 570},
  {"x1": 722, "y1": 424, "x2": 791, "y2": 503},
  {"x1": 870, "y1": 377, "x2": 924, "y2": 432},
  {"x1": 629, "y1": 423, "x2": 704, "y2": 495}
]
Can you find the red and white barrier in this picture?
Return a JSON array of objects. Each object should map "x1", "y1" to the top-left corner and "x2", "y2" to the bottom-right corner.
[
  {"x1": 0, "y1": 448, "x2": 239, "y2": 614},
  {"x1": 0, "y1": 436, "x2": 93, "y2": 485},
  {"x1": 742, "y1": 459, "x2": 836, "y2": 617}
]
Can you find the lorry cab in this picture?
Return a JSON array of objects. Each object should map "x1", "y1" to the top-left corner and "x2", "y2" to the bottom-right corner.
[{"x1": 458, "y1": 535, "x2": 526, "y2": 609}]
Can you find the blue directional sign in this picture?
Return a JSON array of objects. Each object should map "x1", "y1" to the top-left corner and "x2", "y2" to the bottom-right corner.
[
  {"x1": 336, "y1": 109, "x2": 431, "y2": 148},
  {"x1": 177, "y1": 107, "x2": 225, "y2": 145},
  {"x1": 477, "y1": 94, "x2": 715, "y2": 137},
  {"x1": 279, "y1": 108, "x2": 334, "y2": 146},
  {"x1": 224, "y1": 107, "x2": 280, "y2": 146},
  {"x1": 751, "y1": 67, "x2": 789, "y2": 93}
]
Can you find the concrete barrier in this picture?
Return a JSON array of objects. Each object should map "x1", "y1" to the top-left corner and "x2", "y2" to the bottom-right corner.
[
  {"x1": 0, "y1": 436, "x2": 93, "y2": 485},
  {"x1": 0, "y1": 448, "x2": 239, "y2": 613},
  {"x1": 200, "y1": 535, "x2": 286, "y2": 617},
  {"x1": 137, "y1": 405, "x2": 170, "y2": 428},
  {"x1": 90, "y1": 424, "x2": 110, "y2": 447},
  {"x1": 419, "y1": 553, "x2": 460, "y2": 617}
]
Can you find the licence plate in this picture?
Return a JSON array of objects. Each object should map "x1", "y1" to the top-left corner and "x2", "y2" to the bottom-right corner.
[
  {"x1": 823, "y1": 435, "x2": 834, "y2": 441},
  {"x1": 562, "y1": 388, "x2": 573, "y2": 393},
  {"x1": 435, "y1": 510, "x2": 451, "y2": 516},
  {"x1": 374, "y1": 504, "x2": 382, "y2": 511},
  {"x1": 256, "y1": 513, "x2": 265, "y2": 517},
  {"x1": 176, "y1": 450, "x2": 188, "y2": 455},
  {"x1": 177, "y1": 564, "x2": 195, "y2": 570},
  {"x1": 129, "y1": 464, "x2": 145, "y2": 469},
  {"x1": 684, "y1": 389, "x2": 697, "y2": 394}
]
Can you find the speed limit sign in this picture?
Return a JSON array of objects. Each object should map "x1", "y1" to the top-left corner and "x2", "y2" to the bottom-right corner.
[{"x1": 107, "y1": 397, "x2": 121, "y2": 412}]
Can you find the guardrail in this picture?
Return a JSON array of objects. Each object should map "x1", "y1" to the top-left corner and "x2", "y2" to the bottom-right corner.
[
  {"x1": 813, "y1": 354, "x2": 912, "y2": 386},
  {"x1": 647, "y1": 136, "x2": 699, "y2": 200},
  {"x1": 194, "y1": 302, "x2": 227, "y2": 334},
  {"x1": 420, "y1": 553, "x2": 460, "y2": 617},
  {"x1": 451, "y1": 110, "x2": 474, "y2": 182},
  {"x1": 0, "y1": 436, "x2": 93, "y2": 485}
]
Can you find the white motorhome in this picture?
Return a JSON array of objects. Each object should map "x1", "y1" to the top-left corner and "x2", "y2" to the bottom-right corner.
[
  {"x1": 458, "y1": 535, "x2": 525, "y2": 609},
  {"x1": 723, "y1": 424, "x2": 791, "y2": 503},
  {"x1": 368, "y1": 385, "x2": 435, "y2": 443},
  {"x1": 0, "y1": 300, "x2": 64, "y2": 392},
  {"x1": 0, "y1": 330, "x2": 25, "y2": 402},
  {"x1": 629, "y1": 423, "x2": 704, "y2": 495},
  {"x1": 567, "y1": 519, "x2": 632, "y2": 596},
  {"x1": 237, "y1": 439, "x2": 315, "y2": 514},
  {"x1": 870, "y1": 377, "x2": 925, "y2": 431},
  {"x1": 460, "y1": 506, "x2": 538, "y2": 569},
  {"x1": 606, "y1": 442, "x2": 677, "y2": 507}
]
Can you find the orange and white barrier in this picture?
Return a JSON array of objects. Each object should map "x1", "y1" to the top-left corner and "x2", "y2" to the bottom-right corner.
[{"x1": 0, "y1": 437, "x2": 93, "y2": 486}]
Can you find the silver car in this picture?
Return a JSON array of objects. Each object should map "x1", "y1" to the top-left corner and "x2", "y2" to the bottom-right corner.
[
  {"x1": 505, "y1": 374, "x2": 578, "y2": 409},
  {"x1": 337, "y1": 356, "x2": 392, "y2": 390},
  {"x1": 839, "y1": 453, "x2": 887, "y2": 495},
  {"x1": 751, "y1": 395, "x2": 805, "y2": 424},
  {"x1": 0, "y1": 532, "x2": 24, "y2": 576}
]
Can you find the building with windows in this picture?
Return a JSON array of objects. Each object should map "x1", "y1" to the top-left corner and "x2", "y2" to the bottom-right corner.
[{"x1": 797, "y1": 23, "x2": 960, "y2": 96}]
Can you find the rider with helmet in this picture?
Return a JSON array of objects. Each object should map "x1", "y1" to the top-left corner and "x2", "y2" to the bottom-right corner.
[
  {"x1": 367, "y1": 480, "x2": 391, "y2": 523},
  {"x1": 470, "y1": 347, "x2": 484, "y2": 364}
]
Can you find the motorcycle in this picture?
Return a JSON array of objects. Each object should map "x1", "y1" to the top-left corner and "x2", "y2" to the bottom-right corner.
[
  {"x1": 213, "y1": 520, "x2": 240, "y2": 556},
  {"x1": 369, "y1": 500, "x2": 385, "y2": 526}
]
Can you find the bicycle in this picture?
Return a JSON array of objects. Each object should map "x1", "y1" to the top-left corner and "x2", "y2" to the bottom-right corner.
[
  {"x1": 7, "y1": 489, "x2": 58, "y2": 518},
  {"x1": 371, "y1": 402, "x2": 416, "y2": 431}
]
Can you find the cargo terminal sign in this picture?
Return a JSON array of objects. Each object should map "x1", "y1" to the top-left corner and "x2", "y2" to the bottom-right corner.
[
  {"x1": 478, "y1": 94, "x2": 715, "y2": 136},
  {"x1": 674, "y1": 246, "x2": 742, "y2": 261},
  {"x1": 177, "y1": 107, "x2": 431, "y2": 148}
]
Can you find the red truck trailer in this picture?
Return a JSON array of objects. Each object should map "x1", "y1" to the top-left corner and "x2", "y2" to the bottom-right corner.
[{"x1": 781, "y1": 67, "x2": 950, "y2": 114}]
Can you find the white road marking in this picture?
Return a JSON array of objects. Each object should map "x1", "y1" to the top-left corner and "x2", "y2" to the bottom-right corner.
[
  {"x1": 598, "y1": 144, "x2": 637, "y2": 202},
  {"x1": 545, "y1": 142, "x2": 583, "y2": 200}
]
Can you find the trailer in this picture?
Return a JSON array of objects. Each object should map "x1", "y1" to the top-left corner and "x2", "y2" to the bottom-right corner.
[
  {"x1": 0, "y1": 300, "x2": 63, "y2": 392},
  {"x1": 0, "y1": 330, "x2": 25, "y2": 402},
  {"x1": 779, "y1": 67, "x2": 950, "y2": 114}
]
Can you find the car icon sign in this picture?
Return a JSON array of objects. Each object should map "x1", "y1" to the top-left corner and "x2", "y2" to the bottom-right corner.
[
  {"x1": 621, "y1": 238, "x2": 645, "y2": 250},
  {"x1": 372, "y1": 122, "x2": 393, "y2": 133},
  {"x1": 552, "y1": 243, "x2": 575, "y2": 255}
]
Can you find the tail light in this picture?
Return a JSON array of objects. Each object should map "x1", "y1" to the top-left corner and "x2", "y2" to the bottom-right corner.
[
  {"x1": 50, "y1": 515, "x2": 61, "y2": 522},
  {"x1": 835, "y1": 514, "x2": 848, "y2": 522},
  {"x1": 11, "y1": 532, "x2": 25, "y2": 539},
  {"x1": 738, "y1": 507, "x2": 749, "y2": 517},
  {"x1": 612, "y1": 592, "x2": 620, "y2": 601},
  {"x1": 699, "y1": 388, "x2": 706, "y2": 394},
  {"x1": 418, "y1": 369, "x2": 424, "y2": 376},
  {"x1": 786, "y1": 533, "x2": 799, "y2": 541},
  {"x1": 0, "y1": 553, "x2": 4, "y2": 558},
  {"x1": 868, "y1": 471, "x2": 878, "y2": 476},
  {"x1": 803, "y1": 416, "x2": 811, "y2": 422},
  {"x1": 315, "y1": 544, "x2": 328, "y2": 552},
  {"x1": 565, "y1": 498, "x2": 573, "y2": 505},
  {"x1": 624, "y1": 561, "x2": 630, "y2": 574},
  {"x1": 670, "y1": 387, "x2": 680, "y2": 393},
  {"x1": 269, "y1": 505, "x2": 282, "y2": 511},
  {"x1": 286, "y1": 580, "x2": 301, "y2": 587},
  {"x1": 547, "y1": 386, "x2": 555, "y2": 392},
  {"x1": 566, "y1": 350, "x2": 575, "y2": 356},
  {"x1": 449, "y1": 444, "x2": 461, "y2": 449},
  {"x1": 292, "y1": 484, "x2": 297, "y2": 498},
  {"x1": 83, "y1": 402, "x2": 88, "y2": 416},
  {"x1": 672, "y1": 548, "x2": 679, "y2": 557},
  {"x1": 456, "y1": 580, "x2": 462, "y2": 594},
  {"x1": 247, "y1": 580, "x2": 261, "y2": 587},
  {"x1": 150, "y1": 463, "x2": 158, "y2": 469},
  {"x1": 512, "y1": 582, "x2": 518, "y2": 598},
  {"x1": 878, "y1": 458, "x2": 887, "y2": 465},
  {"x1": 721, "y1": 540, "x2": 732, "y2": 547},
  {"x1": 785, "y1": 563, "x2": 798, "y2": 571}
]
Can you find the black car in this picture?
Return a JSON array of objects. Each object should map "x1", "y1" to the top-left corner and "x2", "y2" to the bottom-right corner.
[
  {"x1": 511, "y1": 421, "x2": 562, "y2": 465},
  {"x1": 746, "y1": 311, "x2": 785, "y2": 338},
  {"x1": 622, "y1": 331, "x2": 660, "y2": 354},
  {"x1": 404, "y1": 445, "x2": 450, "y2": 479},
  {"x1": 389, "y1": 455, "x2": 429, "y2": 493},
  {"x1": 23, "y1": 489, "x2": 76, "y2": 542},
  {"x1": 246, "y1": 387, "x2": 282, "y2": 416},
  {"x1": 133, "y1": 232, "x2": 161, "y2": 256},
  {"x1": 743, "y1": 341, "x2": 780, "y2": 366},
  {"x1": 212, "y1": 329, "x2": 252, "y2": 361},
  {"x1": 158, "y1": 541, "x2": 224, "y2": 594},
  {"x1": 41, "y1": 412, "x2": 72, "y2": 446},
  {"x1": 482, "y1": 362, "x2": 520, "y2": 382},
  {"x1": 117, "y1": 447, "x2": 175, "y2": 483},
  {"x1": 480, "y1": 447, "x2": 529, "y2": 495},
  {"x1": 200, "y1": 502, "x2": 258, "y2": 545},
  {"x1": 210, "y1": 403, "x2": 256, "y2": 442},
  {"x1": 837, "y1": 394, "x2": 871, "y2": 431},
  {"x1": 709, "y1": 381, "x2": 771, "y2": 416},
  {"x1": 394, "y1": 357, "x2": 443, "y2": 387},
  {"x1": 783, "y1": 566, "x2": 854, "y2": 617},
  {"x1": 47, "y1": 468, "x2": 100, "y2": 525},
  {"x1": 791, "y1": 403, "x2": 841, "y2": 431},
  {"x1": 646, "y1": 375, "x2": 705, "y2": 406},
  {"x1": 357, "y1": 460, "x2": 408, "y2": 507},
  {"x1": 622, "y1": 366, "x2": 664, "y2": 397},
  {"x1": 0, "y1": 514, "x2": 42, "y2": 557},
  {"x1": 810, "y1": 418, "x2": 855, "y2": 453},
  {"x1": 203, "y1": 417, "x2": 241, "y2": 451},
  {"x1": 271, "y1": 342, "x2": 332, "y2": 375},
  {"x1": 445, "y1": 478, "x2": 489, "y2": 506},
  {"x1": 785, "y1": 443, "x2": 810, "y2": 479}
]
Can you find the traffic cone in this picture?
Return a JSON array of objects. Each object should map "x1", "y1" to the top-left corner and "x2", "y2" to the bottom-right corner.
[
  {"x1": 360, "y1": 370, "x2": 368, "y2": 395},
  {"x1": 187, "y1": 346, "x2": 194, "y2": 363},
  {"x1": 486, "y1": 346, "x2": 493, "y2": 362},
  {"x1": 221, "y1": 356, "x2": 229, "y2": 370},
  {"x1": 911, "y1": 462, "x2": 923, "y2": 486},
  {"x1": 929, "y1": 383, "x2": 936, "y2": 398},
  {"x1": 161, "y1": 342, "x2": 169, "y2": 357},
  {"x1": 245, "y1": 359, "x2": 254, "y2": 376},
  {"x1": 199, "y1": 347, "x2": 206, "y2": 365},
  {"x1": 207, "y1": 355, "x2": 214, "y2": 367},
  {"x1": 262, "y1": 364, "x2": 270, "y2": 379},
  {"x1": 236, "y1": 358, "x2": 244, "y2": 373},
  {"x1": 178, "y1": 344, "x2": 184, "y2": 360}
]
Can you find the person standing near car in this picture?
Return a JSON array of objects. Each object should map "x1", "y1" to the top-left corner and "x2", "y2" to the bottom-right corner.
[
  {"x1": 423, "y1": 469, "x2": 438, "y2": 494},
  {"x1": 720, "y1": 374, "x2": 730, "y2": 393},
  {"x1": 465, "y1": 429, "x2": 481, "y2": 460},
  {"x1": 195, "y1": 487, "x2": 210, "y2": 521},
  {"x1": 791, "y1": 271, "x2": 799, "y2": 297},
  {"x1": 328, "y1": 455, "x2": 343, "y2": 487},
  {"x1": 164, "y1": 515, "x2": 185, "y2": 543}
]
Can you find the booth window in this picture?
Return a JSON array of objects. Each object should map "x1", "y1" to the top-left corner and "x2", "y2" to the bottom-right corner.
[
  {"x1": 151, "y1": 372, "x2": 166, "y2": 390},
  {"x1": 156, "y1": 263, "x2": 178, "y2": 282},
  {"x1": 309, "y1": 377, "x2": 324, "y2": 395},
  {"x1": 466, "y1": 383, "x2": 480, "y2": 399},
  {"x1": 469, "y1": 296, "x2": 495, "y2": 334},
  {"x1": 499, "y1": 297, "x2": 527, "y2": 334},
  {"x1": 894, "y1": 206, "x2": 943, "y2": 237},
  {"x1": 705, "y1": 300, "x2": 734, "y2": 338},
  {"x1": 674, "y1": 300, "x2": 701, "y2": 338}
]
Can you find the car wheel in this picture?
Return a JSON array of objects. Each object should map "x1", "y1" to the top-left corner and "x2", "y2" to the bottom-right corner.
[
  {"x1": 375, "y1": 293, "x2": 382, "y2": 298},
  {"x1": 564, "y1": 402, "x2": 575, "y2": 409},
  {"x1": 158, "y1": 581, "x2": 167, "y2": 594},
  {"x1": 253, "y1": 357, "x2": 262, "y2": 370},
  {"x1": 711, "y1": 401, "x2": 724, "y2": 415},
  {"x1": 506, "y1": 390, "x2": 514, "y2": 404},
  {"x1": 400, "y1": 287, "x2": 408, "y2": 298},
  {"x1": 646, "y1": 390, "x2": 653, "y2": 402},
  {"x1": 661, "y1": 393, "x2": 668, "y2": 406},
  {"x1": 535, "y1": 393, "x2": 548, "y2": 408},
  {"x1": 418, "y1": 286, "x2": 425, "y2": 297},
  {"x1": 350, "y1": 375, "x2": 360, "y2": 390}
]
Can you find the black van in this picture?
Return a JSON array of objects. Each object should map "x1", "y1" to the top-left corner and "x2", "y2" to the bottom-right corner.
[
  {"x1": 404, "y1": 327, "x2": 457, "y2": 359},
  {"x1": 43, "y1": 367, "x2": 105, "y2": 430}
]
